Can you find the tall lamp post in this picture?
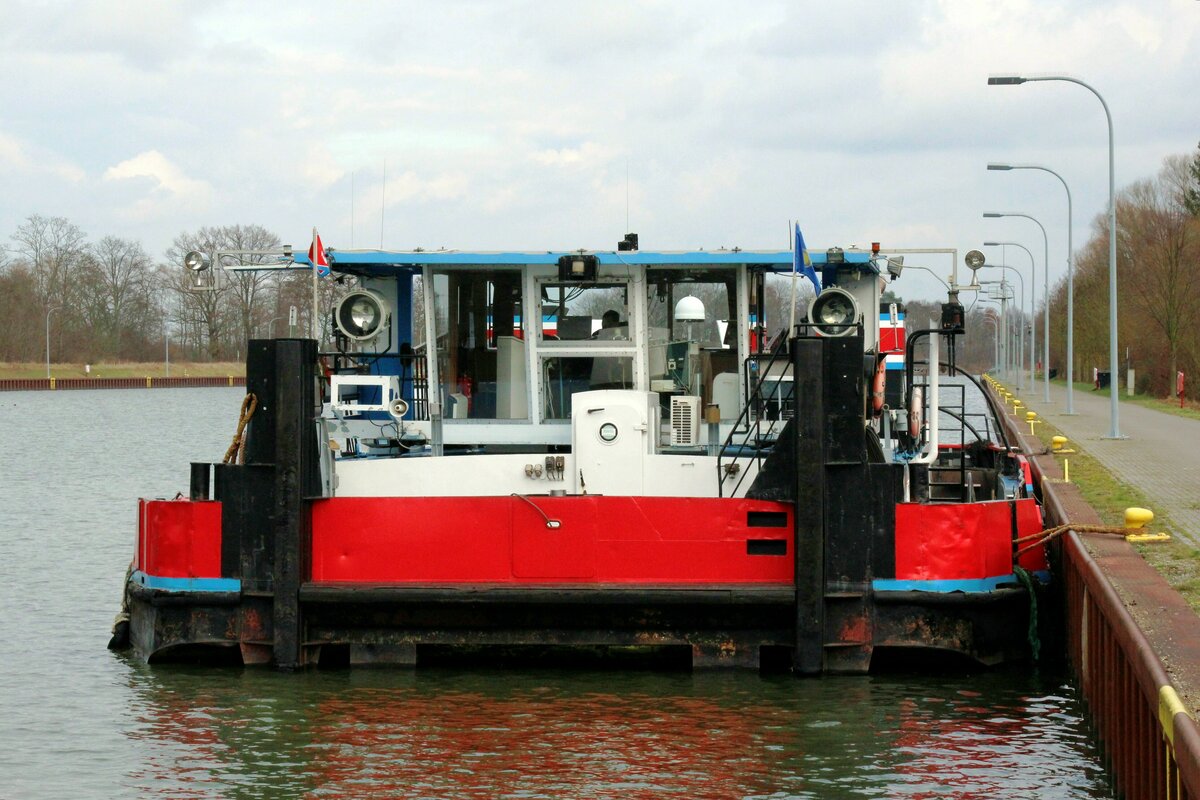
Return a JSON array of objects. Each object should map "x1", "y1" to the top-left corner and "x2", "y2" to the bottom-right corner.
[
  {"x1": 45, "y1": 306, "x2": 61, "y2": 380},
  {"x1": 988, "y1": 162, "x2": 1076, "y2": 414},
  {"x1": 983, "y1": 264, "x2": 1026, "y2": 391},
  {"x1": 983, "y1": 212, "x2": 1050, "y2": 403},
  {"x1": 988, "y1": 72, "x2": 1119, "y2": 437},
  {"x1": 982, "y1": 241, "x2": 1036, "y2": 392},
  {"x1": 982, "y1": 313, "x2": 1000, "y2": 372}
]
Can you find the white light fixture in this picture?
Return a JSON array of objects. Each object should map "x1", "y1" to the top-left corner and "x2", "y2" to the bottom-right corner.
[{"x1": 673, "y1": 295, "x2": 705, "y2": 322}]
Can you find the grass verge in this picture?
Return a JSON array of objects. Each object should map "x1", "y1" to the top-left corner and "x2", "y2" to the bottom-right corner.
[
  {"x1": 0, "y1": 361, "x2": 245, "y2": 379},
  {"x1": 1049, "y1": 378, "x2": 1200, "y2": 421}
]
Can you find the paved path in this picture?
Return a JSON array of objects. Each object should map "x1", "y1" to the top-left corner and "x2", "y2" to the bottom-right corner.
[{"x1": 1001, "y1": 379, "x2": 1200, "y2": 547}]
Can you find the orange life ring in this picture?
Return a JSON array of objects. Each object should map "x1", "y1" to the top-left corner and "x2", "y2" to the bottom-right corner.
[
  {"x1": 871, "y1": 359, "x2": 886, "y2": 416},
  {"x1": 908, "y1": 387, "x2": 923, "y2": 438}
]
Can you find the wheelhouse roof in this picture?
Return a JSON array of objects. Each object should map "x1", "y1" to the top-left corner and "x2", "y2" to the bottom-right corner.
[{"x1": 291, "y1": 248, "x2": 877, "y2": 276}]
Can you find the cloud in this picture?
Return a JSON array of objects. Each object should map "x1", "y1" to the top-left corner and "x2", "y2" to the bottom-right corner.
[
  {"x1": 0, "y1": 130, "x2": 86, "y2": 183},
  {"x1": 102, "y1": 150, "x2": 213, "y2": 217}
]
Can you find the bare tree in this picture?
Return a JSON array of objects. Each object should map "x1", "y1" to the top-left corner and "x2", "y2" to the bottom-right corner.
[
  {"x1": 1116, "y1": 156, "x2": 1200, "y2": 396},
  {"x1": 84, "y1": 236, "x2": 154, "y2": 356},
  {"x1": 10, "y1": 215, "x2": 88, "y2": 306}
]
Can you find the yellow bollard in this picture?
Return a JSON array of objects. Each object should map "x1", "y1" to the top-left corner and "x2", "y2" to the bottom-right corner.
[
  {"x1": 1051, "y1": 435, "x2": 1076, "y2": 454},
  {"x1": 1124, "y1": 507, "x2": 1171, "y2": 543},
  {"x1": 1124, "y1": 507, "x2": 1154, "y2": 529},
  {"x1": 146, "y1": 376, "x2": 152, "y2": 388},
  {"x1": 1025, "y1": 410, "x2": 1038, "y2": 435},
  {"x1": 49, "y1": 377, "x2": 56, "y2": 390}
]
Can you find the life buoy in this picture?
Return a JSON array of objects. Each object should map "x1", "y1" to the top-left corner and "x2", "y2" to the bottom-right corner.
[
  {"x1": 908, "y1": 387, "x2": 924, "y2": 438},
  {"x1": 871, "y1": 359, "x2": 886, "y2": 416}
]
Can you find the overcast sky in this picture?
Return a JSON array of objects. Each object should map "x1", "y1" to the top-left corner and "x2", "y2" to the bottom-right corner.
[{"x1": 2, "y1": 0, "x2": 1197, "y2": 301}]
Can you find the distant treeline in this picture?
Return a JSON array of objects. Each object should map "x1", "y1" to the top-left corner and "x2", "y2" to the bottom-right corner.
[
  {"x1": 1043, "y1": 145, "x2": 1200, "y2": 397},
  {"x1": 4, "y1": 143, "x2": 1196, "y2": 394},
  {"x1": 911, "y1": 143, "x2": 1200, "y2": 397},
  {"x1": 0, "y1": 221, "x2": 339, "y2": 364}
]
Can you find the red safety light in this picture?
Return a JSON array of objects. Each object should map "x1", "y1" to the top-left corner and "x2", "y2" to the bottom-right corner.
[{"x1": 871, "y1": 242, "x2": 880, "y2": 255}]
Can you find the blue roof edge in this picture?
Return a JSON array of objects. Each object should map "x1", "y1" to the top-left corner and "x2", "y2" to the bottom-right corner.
[{"x1": 291, "y1": 249, "x2": 878, "y2": 272}]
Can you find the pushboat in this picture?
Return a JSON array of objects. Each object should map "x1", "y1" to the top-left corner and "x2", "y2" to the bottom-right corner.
[{"x1": 113, "y1": 237, "x2": 1048, "y2": 673}]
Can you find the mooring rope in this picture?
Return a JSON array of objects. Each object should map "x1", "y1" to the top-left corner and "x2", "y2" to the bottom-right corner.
[
  {"x1": 1013, "y1": 566, "x2": 1041, "y2": 661},
  {"x1": 222, "y1": 393, "x2": 258, "y2": 465},
  {"x1": 1013, "y1": 522, "x2": 1138, "y2": 559}
]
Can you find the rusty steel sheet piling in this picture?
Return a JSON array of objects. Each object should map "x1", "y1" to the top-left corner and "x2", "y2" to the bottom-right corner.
[{"x1": 988, "y1": 379, "x2": 1200, "y2": 799}]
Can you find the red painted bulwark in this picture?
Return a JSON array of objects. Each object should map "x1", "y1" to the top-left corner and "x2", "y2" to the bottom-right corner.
[
  {"x1": 894, "y1": 498, "x2": 1043, "y2": 580},
  {"x1": 310, "y1": 496, "x2": 794, "y2": 584},
  {"x1": 139, "y1": 499, "x2": 223, "y2": 578}
]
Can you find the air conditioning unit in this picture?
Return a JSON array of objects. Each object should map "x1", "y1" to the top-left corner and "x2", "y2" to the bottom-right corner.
[{"x1": 670, "y1": 395, "x2": 701, "y2": 446}]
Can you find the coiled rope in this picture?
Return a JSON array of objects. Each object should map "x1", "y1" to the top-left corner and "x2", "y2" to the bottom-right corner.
[{"x1": 222, "y1": 393, "x2": 258, "y2": 465}]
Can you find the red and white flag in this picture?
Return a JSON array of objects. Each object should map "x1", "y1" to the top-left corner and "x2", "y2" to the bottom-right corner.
[{"x1": 309, "y1": 228, "x2": 330, "y2": 277}]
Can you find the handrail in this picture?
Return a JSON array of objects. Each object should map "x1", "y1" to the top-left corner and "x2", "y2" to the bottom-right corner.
[{"x1": 717, "y1": 323, "x2": 863, "y2": 498}]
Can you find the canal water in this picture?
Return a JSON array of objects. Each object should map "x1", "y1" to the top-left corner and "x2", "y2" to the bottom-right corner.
[{"x1": 0, "y1": 387, "x2": 1114, "y2": 798}]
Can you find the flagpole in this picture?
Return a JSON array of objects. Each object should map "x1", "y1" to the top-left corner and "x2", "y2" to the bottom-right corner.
[
  {"x1": 788, "y1": 222, "x2": 798, "y2": 335},
  {"x1": 312, "y1": 227, "x2": 321, "y2": 342}
]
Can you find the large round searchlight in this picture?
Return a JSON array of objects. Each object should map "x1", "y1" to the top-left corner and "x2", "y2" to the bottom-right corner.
[
  {"x1": 334, "y1": 289, "x2": 391, "y2": 341},
  {"x1": 183, "y1": 250, "x2": 210, "y2": 272},
  {"x1": 810, "y1": 287, "x2": 860, "y2": 337}
]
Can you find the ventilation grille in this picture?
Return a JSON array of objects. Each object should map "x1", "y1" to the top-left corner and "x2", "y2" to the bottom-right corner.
[{"x1": 670, "y1": 395, "x2": 701, "y2": 446}]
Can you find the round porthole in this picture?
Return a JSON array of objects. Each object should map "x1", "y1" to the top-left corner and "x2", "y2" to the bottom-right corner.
[{"x1": 598, "y1": 422, "x2": 618, "y2": 443}]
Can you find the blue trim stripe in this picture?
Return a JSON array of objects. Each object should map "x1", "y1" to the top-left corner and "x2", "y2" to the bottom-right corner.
[
  {"x1": 296, "y1": 249, "x2": 877, "y2": 270},
  {"x1": 873, "y1": 575, "x2": 1021, "y2": 593},
  {"x1": 132, "y1": 570, "x2": 240, "y2": 593}
]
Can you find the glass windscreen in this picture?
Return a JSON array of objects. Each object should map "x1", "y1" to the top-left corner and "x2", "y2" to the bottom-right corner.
[
  {"x1": 541, "y1": 356, "x2": 635, "y2": 420},
  {"x1": 432, "y1": 270, "x2": 528, "y2": 420},
  {"x1": 646, "y1": 268, "x2": 741, "y2": 418},
  {"x1": 539, "y1": 283, "x2": 630, "y2": 342}
]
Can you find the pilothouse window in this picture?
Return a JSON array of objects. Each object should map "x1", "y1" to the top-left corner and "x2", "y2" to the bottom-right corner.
[
  {"x1": 432, "y1": 269, "x2": 528, "y2": 420},
  {"x1": 646, "y1": 268, "x2": 741, "y2": 417},
  {"x1": 539, "y1": 283, "x2": 630, "y2": 342}
]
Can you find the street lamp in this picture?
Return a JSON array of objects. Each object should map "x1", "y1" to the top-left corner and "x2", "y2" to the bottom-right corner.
[
  {"x1": 45, "y1": 306, "x2": 61, "y2": 380},
  {"x1": 988, "y1": 162, "x2": 1076, "y2": 414},
  {"x1": 980, "y1": 282, "x2": 1015, "y2": 379},
  {"x1": 983, "y1": 241, "x2": 1036, "y2": 393},
  {"x1": 980, "y1": 300, "x2": 1007, "y2": 376},
  {"x1": 988, "y1": 72, "x2": 1119, "y2": 437},
  {"x1": 983, "y1": 264, "x2": 1026, "y2": 391},
  {"x1": 982, "y1": 314, "x2": 1000, "y2": 372},
  {"x1": 982, "y1": 213, "x2": 1050, "y2": 403}
]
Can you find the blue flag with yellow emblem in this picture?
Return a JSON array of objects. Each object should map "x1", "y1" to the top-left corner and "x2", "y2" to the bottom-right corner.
[{"x1": 794, "y1": 224, "x2": 821, "y2": 295}]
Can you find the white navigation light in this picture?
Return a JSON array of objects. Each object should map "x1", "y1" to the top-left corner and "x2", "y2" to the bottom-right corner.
[
  {"x1": 673, "y1": 295, "x2": 706, "y2": 322},
  {"x1": 810, "y1": 287, "x2": 859, "y2": 337},
  {"x1": 184, "y1": 251, "x2": 210, "y2": 272},
  {"x1": 334, "y1": 289, "x2": 391, "y2": 341}
]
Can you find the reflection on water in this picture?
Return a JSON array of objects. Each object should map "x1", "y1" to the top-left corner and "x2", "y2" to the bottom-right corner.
[
  {"x1": 122, "y1": 666, "x2": 1110, "y2": 799},
  {"x1": 0, "y1": 389, "x2": 1112, "y2": 799}
]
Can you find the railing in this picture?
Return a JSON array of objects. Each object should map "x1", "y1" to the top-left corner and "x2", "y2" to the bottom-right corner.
[
  {"x1": 0, "y1": 376, "x2": 245, "y2": 392},
  {"x1": 717, "y1": 334, "x2": 796, "y2": 497},
  {"x1": 1063, "y1": 536, "x2": 1200, "y2": 799}
]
